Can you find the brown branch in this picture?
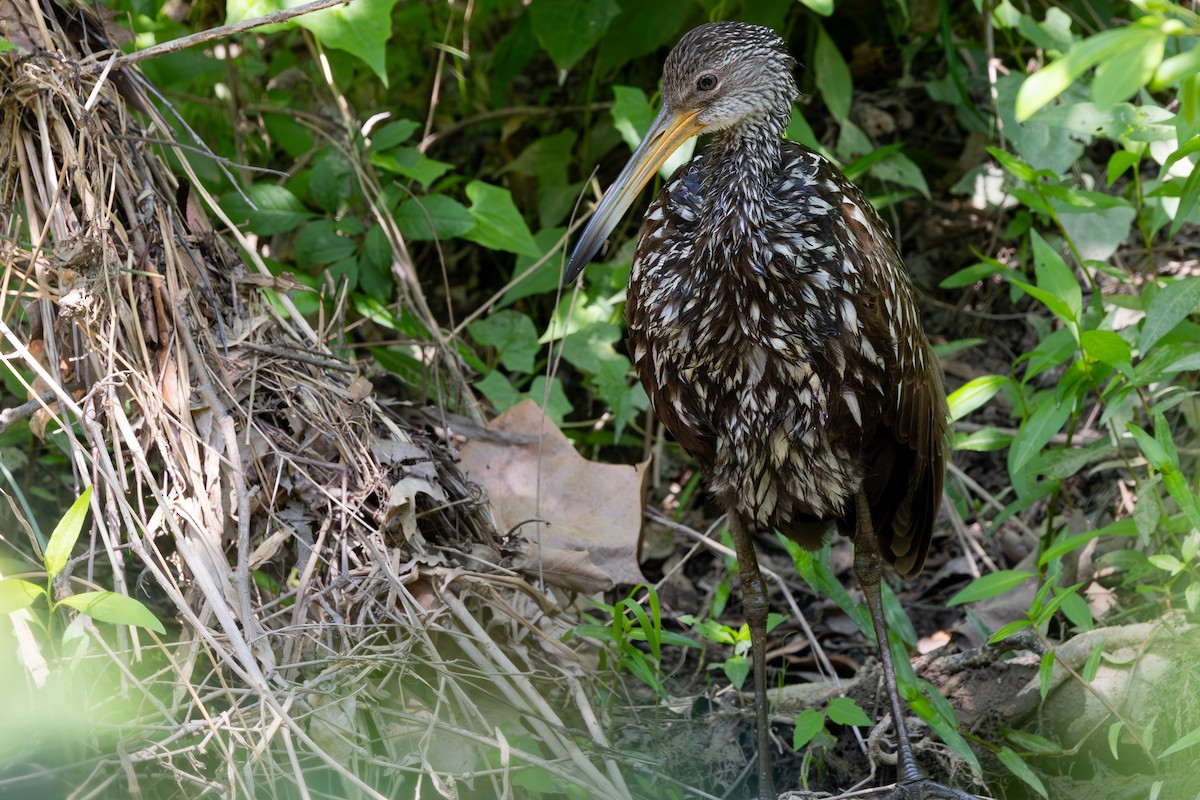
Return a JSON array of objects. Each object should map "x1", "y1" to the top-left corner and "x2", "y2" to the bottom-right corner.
[{"x1": 93, "y1": 0, "x2": 350, "y2": 71}]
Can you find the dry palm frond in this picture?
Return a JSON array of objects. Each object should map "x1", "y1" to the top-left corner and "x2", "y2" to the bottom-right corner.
[{"x1": 0, "y1": 2, "x2": 626, "y2": 797}]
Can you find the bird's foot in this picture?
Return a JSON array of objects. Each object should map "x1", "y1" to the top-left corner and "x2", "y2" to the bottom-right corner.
[{"x1": 882, "y1": 778, "x2": 983, "y2": 800}]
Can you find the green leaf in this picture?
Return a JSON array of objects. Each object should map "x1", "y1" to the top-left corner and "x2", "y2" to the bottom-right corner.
[
  {"x1": 868, "y1": 151, "x2": 931, "y2": 200},
  {"x1": 294, "y1": 0, "x2": 399, "y2": 85},
  {"x1": 367, "y1": 120, "x2": 420, "y2": 152},
  {"x1": 954, "y1": 428, "x2": 1013, "y2": 452},
  {"x1": 1016, "y1": 27, "x2": 1149, "y2": 121},
  {"x1": 1091, "y1": 28, "x2": 1164, "y2": 109},
  {"x1": 1107, "y1": 151, "x2": 1141, "y2": 187},
  {"x1": 1030, "y1": 231, "x2": 1081, "y2": 324},
  {"x1": 1186, "y1": 583, "x2": 1200, "y2": 613},
  {"x1": 526, "y1": 375, "x2": 573, "y2": 424},
  {"x1": 294, "y1": 220, "x2": 357, "y2": 266},
  {"x1": 530, "y1": 0, "x2": 620, "y2": 72},
  {"x1": 813, "y1": 24, "x2": 852, "y2": 124},
  {"x1": 722, "y1": 654, "x2": 750, "y2": 690},
  {"x1": 1126, "y1": 422, "x2": 1169, "y2": 470},
  {"x1": 1081, "y1": 330, "x2": 1132, "y2": 369},
  {"x1": 1003, "y1": 728, "x2": 1062, "y2": 755},
  {"x1": 462, "y1": 181, "x2": 540, "y2": 257},
  {"x1": 1109, "y1": 720, "x2": 1126, "y2": 759},
  {"x1": 468, "y1": 310, "x2": 540, "y2": 373},
  {"x1": 1137, "y1": 277, "x2": 1200, "y2": 354},
  {"x1": 997, "y1": 746, "x2": 1049, "y2": 798},
  {"x1": 476, "y1": 370, "x2": 522, "y2": 413},
  {"x1": 796, "y1": 0, "x2": 834, "y2": 14},
  {"x1": 310, "y1": 149, "x2": 355, "y2": 212},
  {"x1": 947, "y1": 375, "x2": 1007, "y2": 422},
  {"x1": 594, "y1": 2, "x2": 689, "y2": 74},
  {"x1": 826, "y1": 696, "x2": 873, "y2": 727},
  {"x1": 370, "y1": 147, "x2": 453, "y2": 188},
  {"x1": 1082, "y1": 644, "x2": 1104, "y2": 683},
  {"x1": 58, "y1": 591, "x2": 166, "y2": 634},
  {"x1": 1158, "y1": 725, "x2": 1200, "y2": 759},
  {"x1": 939, "y1": 260, "x2": 1004, "y2": 289},
  {"x1": 0, "y1": 578, "x2": 44, "y2": 614},
  {"x1": 1009, "y1": 395, "x2": 1074, "y2": 477},
  {"x1": 1162, "y1": 471, "x2": 1200, "y2": 535},
  {"x1": 947, "y1": 570, "x2": 1035, "y2": 606},
  {"x1": 44, "y1": 486, "x2": 93, "y2": 579},
  {"x1": 223, "y1": 184, "x2": 315, "y2": 236},
  {"x1": 393, "y1": 194, "x2": 475, "y2": 241},
  {"x1": 792, "y1": 708, "x2": 827, "y2": 750},
  {"x1": 1039, "y1": 650, "x2": 1055, "y2": 700}
]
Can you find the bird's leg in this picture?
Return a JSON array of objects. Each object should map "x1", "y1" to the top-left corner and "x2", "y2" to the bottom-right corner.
[
  {"x1": 852, "y1": 493, "x2": 981, "y2": 800},
  {"x1": 728, "y1": 510, "x2": 778, "y2": 800}
]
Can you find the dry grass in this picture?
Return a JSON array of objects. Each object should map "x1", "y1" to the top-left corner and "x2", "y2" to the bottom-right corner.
[{"x1": 0, "y1": 2, "x2": 628, "y2": 796}]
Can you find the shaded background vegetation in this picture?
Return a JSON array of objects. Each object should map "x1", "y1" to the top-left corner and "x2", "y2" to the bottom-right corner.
[{"x1": 2, "y1": 0, "x2": 1200, "y2": 797}]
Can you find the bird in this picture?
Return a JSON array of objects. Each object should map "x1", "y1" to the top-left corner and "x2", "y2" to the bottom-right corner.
[{"x1": 564, "y1": 20, "x2": 976, "y2": 800}]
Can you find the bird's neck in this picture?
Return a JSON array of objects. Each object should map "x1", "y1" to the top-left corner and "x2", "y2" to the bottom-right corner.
[{"x1": 699, "y1": 113, "x2": 787, "y2": 246}]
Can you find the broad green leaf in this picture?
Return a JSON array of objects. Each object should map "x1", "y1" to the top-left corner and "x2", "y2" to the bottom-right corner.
[
  {"x1": 294, "y1": 0, "x2": 398, "y2": 85},
  {"x1": 1132, "y1": 277, "x2": 1200, "y2": 355},
  {"x1": 527, "y1": 375, "x2": 573, "y2": 423},
  {"x1": 58, "y1": 590, "x2": 166, "y2": 634},
  {"x1": 393, "y1": 195, "x2": 475, "y2": 241},
  {"x1": 1186, "y1": 583, "x2": 1200, "y2": 613},
  {"x1": 0, "y1": 578, "x2": 44, "y2": 614},
  {"x1": 1016, "y1": 27, "x2": 1149, "y2": 121},
  {"x1": 796, "y1": 0, "x2": 833, "y2": 15},
  {"x1": 530, "y1": 0, "x2": 620, "y2": 72},
  {"x1": 997, "y1": 746, "x2": 1048, "y2": 798},
  {"x1": 1162, "y1": 471, "x2": 1200, "y2": 534},
  {"x1": 1091, "y1": 28, "x2": 1165, "y2": 108},
  {"x1": 722, "y1": 654, "x2": 750, "y2": 690},
  {"x1": 223, "y1": 184, "x2": 315, "y2": 236},
  {"x1": 1107, "y1": 151, "x2": 1141, "y2": 187},
  {"x1": 1081, "y1": 330, "x2": 1132, "y2": 369},
  {"x1": 1030, "y1": 231, "x2": 1081, "y2": 324},
  {"x1": 947, "y1": 375, "x2": 1007, "y2": 422},
  {"x1": 462, "y1": 181, "x2": 540, "y2": 257},
  {"x1": 826, "y1": 696, "x2": 873, "y2": 727},
  {"x1": 594, "y1": 2, "x2": 689, "y2": 74},
  {"x1": 792, "y1": 708, "x2": 826, "y2": 750},
  {"x1": 366, "y1": 120, "x2": 420, "y2": 152},
  {"x1": 44, "y1": 487, "x2": 93, "y2": 579},
  {"x1": 868, "y1": 151, "x2": 931, "y2": 200},
  {"x1": 476, "y1": 370, "x2": 522, "y2": 413},
  {"x1": 1009, "y1": 396, "x2": 1074, "y2": 477},
  {"x1": 1126, "y1": 422, "x2": 1169, "y2": 469},
  {"x1": 468, "y1": 310, "x2": 540, "y2": 374},
  {"x1": 1153, "y1": 46, "x2": 1200, "y2": 90},
  {"x1": 947, "y1": 570, "x2": 1035, "y2": 606},
  {"x1": 294, "y1": 220, "x2": 357, "y2": 266},
  {"x1": 813, "y1": 24, "x2": 852, "y2": 124},
  {"x1": 370, "y1": 147, "x2": 453, "y2": 188},
  {"x1": 310, "y1": 149, "x2": 355, "y2": 211}
]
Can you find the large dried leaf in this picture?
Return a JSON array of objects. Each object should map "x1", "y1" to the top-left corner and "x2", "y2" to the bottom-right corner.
[{"x1": 460, "y1": 400, "x2": 647, "y2": 589}]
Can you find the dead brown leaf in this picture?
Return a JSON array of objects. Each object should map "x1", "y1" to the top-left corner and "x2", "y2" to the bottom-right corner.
[{"x1": 459, "y1": 399, "x2": 647, "y2": 591}]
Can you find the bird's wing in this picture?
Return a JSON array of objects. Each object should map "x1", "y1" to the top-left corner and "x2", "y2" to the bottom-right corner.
[{"x1": 830, "y1": 170, "x2": 949, "y2": 578}]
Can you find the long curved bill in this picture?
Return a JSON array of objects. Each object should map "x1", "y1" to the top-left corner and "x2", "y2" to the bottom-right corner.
[{"x1": 564, "y1": 107, "x2": 703, "y2": 284}]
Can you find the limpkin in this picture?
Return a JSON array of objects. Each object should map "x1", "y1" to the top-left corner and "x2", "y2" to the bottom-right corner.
[{"x1": 565, "y1": 21, "x2": 975, "y2": 800}]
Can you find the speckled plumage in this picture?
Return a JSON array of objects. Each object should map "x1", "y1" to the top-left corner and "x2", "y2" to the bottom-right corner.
[
  {"x1": 565, "y1": 22, "x2": 972, "y2": 799},
  {"x1": 624, "y1": 22, "x2": 948, "y2": 578}
]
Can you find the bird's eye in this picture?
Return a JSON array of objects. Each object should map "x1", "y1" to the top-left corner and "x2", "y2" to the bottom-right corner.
[{"x1": 696, "y1": 73, "x2": 719, "y2": 92}]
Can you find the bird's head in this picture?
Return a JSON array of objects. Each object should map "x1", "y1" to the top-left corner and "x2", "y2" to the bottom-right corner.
[{"x1": 564, "y1": 22, "x2": 798, "y2": 282}]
